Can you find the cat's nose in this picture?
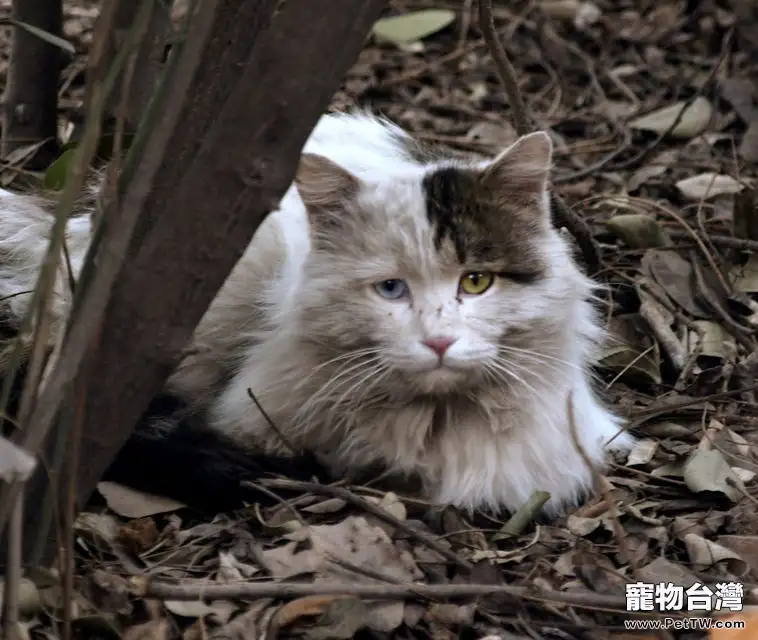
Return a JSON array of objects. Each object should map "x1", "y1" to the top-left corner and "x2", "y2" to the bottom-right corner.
[{"x1": 422, "y1": 336, "x2": 456, "y2": 358}]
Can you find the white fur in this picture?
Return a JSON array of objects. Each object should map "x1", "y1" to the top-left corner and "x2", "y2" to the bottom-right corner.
[{"x1": 0, "y1": 112, "x2": 634, "y2": 514}]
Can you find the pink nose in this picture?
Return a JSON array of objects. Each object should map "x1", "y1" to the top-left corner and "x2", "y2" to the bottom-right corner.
[{"x1": 423, "y1": 336, "x2": 456, "y2": 358}]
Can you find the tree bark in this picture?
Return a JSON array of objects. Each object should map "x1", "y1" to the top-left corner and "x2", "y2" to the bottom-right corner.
[
  {"x1": 1, "y1": 0, "x2": 63, "y2": 168},
  {"x1": 2, "y1": 0, "x2": 386, "y2": 568}
]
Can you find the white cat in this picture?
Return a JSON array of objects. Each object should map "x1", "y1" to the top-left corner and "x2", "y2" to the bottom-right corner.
[{"x1": 0, "y1": 112, "x2": 633, "y2": 514}]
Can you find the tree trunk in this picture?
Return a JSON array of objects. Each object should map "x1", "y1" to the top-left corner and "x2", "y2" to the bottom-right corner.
[
  {"x1": 1, "y1": 0, "x2": 386, "y2": 568},
  {"x1": 1, "y1": 0, "x2": 63, "y2": 168}
]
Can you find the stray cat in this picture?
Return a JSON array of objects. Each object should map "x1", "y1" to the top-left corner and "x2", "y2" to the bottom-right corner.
[{"x1": 0, "y1": 112, "x2": 633, "y2": 514}]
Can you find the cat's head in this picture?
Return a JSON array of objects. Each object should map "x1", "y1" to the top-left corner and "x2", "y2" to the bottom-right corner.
[{"x1": 293, "y1": 132, "x2": 594, "y2": 398}]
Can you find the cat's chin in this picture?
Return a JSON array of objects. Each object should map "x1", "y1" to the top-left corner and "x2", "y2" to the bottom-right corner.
[{"x1": 407, "y1": 365, "x2": 473, "y2": 394}]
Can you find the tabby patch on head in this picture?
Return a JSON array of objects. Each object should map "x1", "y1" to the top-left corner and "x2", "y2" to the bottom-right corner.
[{"x1": 421, "y1": 132, "x2": 553, "y2": 281}]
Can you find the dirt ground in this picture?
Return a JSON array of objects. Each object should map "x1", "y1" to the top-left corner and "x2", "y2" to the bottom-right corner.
[{"x1": 2, "y1": 0, "x2": 758, "y2": 638}]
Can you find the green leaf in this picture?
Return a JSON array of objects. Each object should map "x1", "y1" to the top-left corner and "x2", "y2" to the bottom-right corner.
[
  {"x1": 606, "y1": 214, "x2": 670, "y2": 249},
  {"x1": 6, "y1": 19, "x2": 75, "y2": 55},
  {"x1": 372, "y1": 10, "x2": 456, "y2": 45},
  {"x1": 43, "y1": 148, "x2": 76, "y2": 191}
]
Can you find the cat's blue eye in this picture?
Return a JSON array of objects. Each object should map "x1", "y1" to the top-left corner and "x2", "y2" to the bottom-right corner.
[{"x1": 374, "y1": 279, "x2": 408, "y2": 300}]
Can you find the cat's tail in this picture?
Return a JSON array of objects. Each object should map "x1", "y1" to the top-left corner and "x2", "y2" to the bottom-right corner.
[
  {"x1": 0, "y1": 185, "x2": 95, "y2": 338},
  {"x1": 102, "y1": 393, "x2": 330, "y2": 512}
]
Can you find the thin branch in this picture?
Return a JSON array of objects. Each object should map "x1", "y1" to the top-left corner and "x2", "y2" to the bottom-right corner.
[
  {"x1": 130, "y1": 575, "x2": 631, "y2": 612},
  {"x1": 477, "y1": 0, "x2": 600, "y2": 273},
  {"x1": 478, "y1": 0, "x2": 530, "y2": 134},
  {"x1": 1, "y1": 494, "x2": 23, "y2": 640},
  {"x1": 567, "y1": 392, "x2": 637, "y2": 578}
]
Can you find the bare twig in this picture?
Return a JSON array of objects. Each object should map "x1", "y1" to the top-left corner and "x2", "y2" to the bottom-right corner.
[
  {"x1": 476, "y1": 0, "x2": 600, "y2": 273},
  {"x1": 668, "y1": 231, "x2": 758, "y2": 252},
  {"x1": 638, "y1": 292, "x2": 687, "y2": 371},
  {"x1": 566, "y1": 392, "x2": 637, "y2": 577},
  {"x1": 1, "y1": 494, "x2": 23, "y2": 640},
  {"x1": 246, "y1": 388, "x2": 300, "y2": 455},
  {"x1": 478, "y1": 0, "x2": 530, "y2": 134},
  {"x1": 130, "y1": 575, "x2": 631, "y2": 611}
]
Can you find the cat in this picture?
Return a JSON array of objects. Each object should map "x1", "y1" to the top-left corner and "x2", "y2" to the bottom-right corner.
[{"x1": 0, "y1": 111, "x2": 633, "y2": 515}]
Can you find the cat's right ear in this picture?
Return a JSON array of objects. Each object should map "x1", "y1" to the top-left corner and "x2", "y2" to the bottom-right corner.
[{"x1": 295, "y1": 154, "x2": 360, "y2": 214}]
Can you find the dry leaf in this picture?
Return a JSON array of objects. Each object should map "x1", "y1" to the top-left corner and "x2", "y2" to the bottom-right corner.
[
  {"x1": 629, "y1": 97, "x2": 713, "y2": 138},
  {"x1": 97, "y1": 481, "x2": 187, "y2": 518},
  {"x1": 717, "y1": 536, "x2": 758, "y2": 575},
  {"x1": 682, "y1": 533, "x2": 749, "y2": 575},
  {"x1": 636, "y1": 557, "x2": 701, "y2": 586},
  {"x1": 676, "y1": 173, "x2": 745, "y2": 200},
  {"x1": 691, "y1": 320, "x2": 736, "y2": 361},
  {"x1": 302, "y1": 498, "x2": 348, "y2": 514},
  {"x1": 567, "y1": 515, "x2": 602, "y2": 536},
  {"x1": 731, "y1": 254, "x2": 758, "y2": 294},
  {"x1": 123, "y1": 619, "x2": 170, "y2": 640},
  {"x1": 539, "y1": 0, "x2": 601, "y2": 29},
  {"x1": 643, "y1": 249, "x2": 709, "y2": 318},
  {"x1": 266, "y1": 595, "x2": 342, "y2": 633},
  {"x1": 683, "y1": 449, "x2": 742, "y2": 502},
  {"x1": 626, "y1": 438, "x2": 658, "y2": 466}
]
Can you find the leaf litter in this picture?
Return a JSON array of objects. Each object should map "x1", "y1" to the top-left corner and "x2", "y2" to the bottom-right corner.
[{"x1": 4, "y1": 0, "x2": 758, "y2": 638}]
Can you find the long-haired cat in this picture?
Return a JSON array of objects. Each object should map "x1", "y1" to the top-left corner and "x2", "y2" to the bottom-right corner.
[{"x1": 0, "y1": 112, "x2": 633, "y2": 514}]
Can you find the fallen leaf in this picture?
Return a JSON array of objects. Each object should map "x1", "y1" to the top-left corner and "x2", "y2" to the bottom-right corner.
[
  {"x1": 682, "y1": 533, "x2": 749, "y2": 575},
  {"x1": 426, "y1": 602, "x2": 476, "y2": 627},
  {"x1": 683, "y1": 449, "x2": 742, "y2": 502},
  {"x1": 599, "y1": 342, "x2": 661, "y2": 385},
  {"x1": 97, "y1": 481, "x2": 187, "y2": 518},
  {"x1": 629, "y1": 97, "x2": 713, "y2": 138},
  {"x1": 539, "y1": 0, "x2": 601, "y2": 29},
  {"x1": 676, "y1": 173, "x2": 745, "y2": 200},
  {"x1": 636, "y1": 556, "x2": 700, "y2": 586},
  {"x1": 642, "y1": 249, "x2": 709, "y2": 317},
  {"x1": 261, "y1": 516, "x2": 420, "y2": 633},
  {"x1": 164, "y1": 599, "x2": 235, "y2": 624},
  {"x1": 265, "y1": 595, "x2": 352, "y2": 638},
  {"x1": 372, "y1": 10, "x2": 455, "y2": 46},
  {"x1": 567, "y1": 515, "x2": 602, "y2": 536},
  {"x1": 691, "y1": 320, "x2": 736, "y2": 361},
  {"x1": 123, "y1": 619, "x2": 170, "y2": 640},
  {"x1": 626, "y1": 438, "x2": 658, "y2": 466},
  {"x1": 606, "y1": 214, "x2": 670, "y2": 248},
  {"x1": 717, "y1": 535, "x2": 758, "y2": 575},
  {"x1": 302, "y1": 498, "x2": 348, "y2": 514},
  {"x1": 731, "y1": 254, "x2": 758, "y2": 294},
  {"x1": 627, "y1": 162, "x2": 670, "y2": 191}
]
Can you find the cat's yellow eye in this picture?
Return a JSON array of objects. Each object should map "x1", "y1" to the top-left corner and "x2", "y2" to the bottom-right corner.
[{"x1": 459, "y1": 271, "x2": 494, "y2": 295}]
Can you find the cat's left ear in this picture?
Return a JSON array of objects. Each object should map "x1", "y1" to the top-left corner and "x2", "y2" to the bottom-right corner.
[
  {"x1": 295, "y1": 153, "x2": 360, "y2": 213},
  {"x1": 480, "y1": 131, "x2": 553, "y2": 194}
]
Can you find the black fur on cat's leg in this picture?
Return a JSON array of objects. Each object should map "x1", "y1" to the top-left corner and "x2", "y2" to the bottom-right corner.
[
  {"x1": 102, "y1": 393, "x2": 330, "y2": 513},
  {"x1": 0, "y1": 361, "x2": 330, "y2": 514}
]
